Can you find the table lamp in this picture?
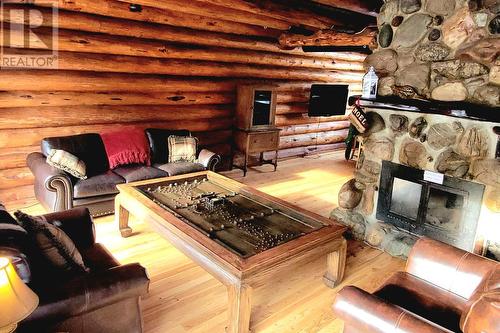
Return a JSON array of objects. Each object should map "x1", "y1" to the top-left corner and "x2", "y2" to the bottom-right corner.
[{"x1": 0, "y1": 257, "x2": 38, "y2": 333}]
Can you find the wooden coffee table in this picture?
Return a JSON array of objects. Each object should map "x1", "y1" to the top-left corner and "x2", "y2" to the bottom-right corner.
[{"x1": 116, "y1": 171, "x2": 347, "y2": 333}]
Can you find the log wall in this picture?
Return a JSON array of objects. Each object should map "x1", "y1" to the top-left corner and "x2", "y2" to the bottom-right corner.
[{"x1": 0, "y1": 0, "x2": 365, "y2": 208}]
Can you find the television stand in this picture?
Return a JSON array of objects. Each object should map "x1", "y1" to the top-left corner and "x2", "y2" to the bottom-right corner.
[{"x1": 233, "y1": 128, "x2": 280, "y2": 176}]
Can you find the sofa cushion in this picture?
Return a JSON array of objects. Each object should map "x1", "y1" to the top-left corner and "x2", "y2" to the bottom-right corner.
[
  {"x1": 145, "y1": 128, "x2": 190, "y2": 164},
  {"x1": 73, "y1": 171, "x2": 125, "y2": 199},
  {"x1": 154, "y1": 162, "x2": 205, "y2": 176},
  {"x1": 113, "y1": 165, "x2": 167, "y2": 183},
  {"x1": 41, "y1": 133, "x2": 109, "y2": 177}
]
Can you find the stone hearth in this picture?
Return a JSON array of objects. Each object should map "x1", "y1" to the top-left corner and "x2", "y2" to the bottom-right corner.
[{"x1": 331, "y1": 109, "x2": 500, "y2": 258}]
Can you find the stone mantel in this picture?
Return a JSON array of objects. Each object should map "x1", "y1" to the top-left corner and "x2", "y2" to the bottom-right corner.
[{"x1": 348, "y1": 95, "x2": 500, "y2": 123}]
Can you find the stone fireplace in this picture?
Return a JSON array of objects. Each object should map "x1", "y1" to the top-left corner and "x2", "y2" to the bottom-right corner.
[
  {"x1": 331, "y1": 109, "x2": 499, "y2": 258},
  {"x1": 331, "y1": 0, "x2": 499, "y2": 258}
]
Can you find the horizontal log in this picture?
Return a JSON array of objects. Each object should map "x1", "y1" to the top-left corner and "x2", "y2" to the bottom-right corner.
[
  {"x1": 0, "y1": 91, "x2": 235, "y2": 108},
  {"x1": 312, "y1": 0, "x2": 381, "y2": 17},
  {"x1": 4, "y1": 48, "x2": 364, "y2": 82},
  {"x1": 276, "y1": 92, "x2": 310, "y2": 104},
  {"x1": 0, "y1": 70, "x2": 361, "y2": 93},
  {"x1": 279, "y1": 27, "x2": 378, "y2": 49},
  {"x1": 113, "y1": 0, "x2": 292, "y2": 30},
  {"x1": 3, "y1": 27, "x2": 363, "y2": 71},
  {"x1": 0, "y1": 105, "x2": 233, "y2": 129},
  {"x1": 14, "y1": 0, "x2": 290, "y2": 32},
  {"x1": 263, "y1": 142, "x2": 346, "y2": 159},
  {"x1": 193, "y1": 130, "x2": 233, "y2": 147},
  {"x1": 279, "y1": 120, "x2": 350, "y2": 136},
  {"x1": 0, "y1": 167, "x2": 34, "y2": 190},
  {"x1": 123, "y1": 0, "x2": 343, "y2": 30},
  {"x1": 0, "y1": 146, "x2": 39, "y2": 170},
  {"x1": 0, "y1": 70, "x2": 239, "y2": 92},
  {"x1": 0, "y1": 118, "x2": 234, "y2": 148},
  {"x1": 275, "y1": 114, "x2": 348, "y2": 126},
  {"x1": 279, "y1": 128, "x2": 349, "y2": 149},
  {"x1": 4, "y1": 2, "x2": 280, "y2": 38},
  {"x1": 0, "y1": 185, "x2": 35, "y2": 210},
  {"x1": 1, "y1": 4, "x2": 366, "y2": 61},
  {"x1": 276, "y1": 103, "x2": 309, "y2": 115}
]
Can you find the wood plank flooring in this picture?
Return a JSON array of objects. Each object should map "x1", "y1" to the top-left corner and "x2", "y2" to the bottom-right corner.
[{"x1": 12, "y1": 151, "x2": 405, "y2": 333}]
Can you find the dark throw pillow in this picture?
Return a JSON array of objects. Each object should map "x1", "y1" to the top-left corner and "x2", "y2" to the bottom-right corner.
[{"x1": 14, "y1": 211, "x2": 89, "y2": 275}]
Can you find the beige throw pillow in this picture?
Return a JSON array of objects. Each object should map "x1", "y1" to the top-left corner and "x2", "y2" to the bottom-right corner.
[
  {"x1": 168, "y1": 135, "x2": 198, "y2": 163},
  {"x1": 46, "y1": 149, "x2": 87, "y2": 179}
]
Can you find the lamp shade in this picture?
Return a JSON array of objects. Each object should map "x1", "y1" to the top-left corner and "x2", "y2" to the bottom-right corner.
[{"x1": 0, "y1": 257, "x2": 38, "y2": 332}]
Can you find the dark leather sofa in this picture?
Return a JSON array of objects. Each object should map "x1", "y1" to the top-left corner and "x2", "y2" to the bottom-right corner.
[
  {"x1": 0, "y1": 204, "x2": 150, "y2": 333},
  {"x1": 27, "y1": 129, "x2": 221, "y2": 217},
  {"x1": 332, "y1": 237, "x2": 499, "y2": 333}
]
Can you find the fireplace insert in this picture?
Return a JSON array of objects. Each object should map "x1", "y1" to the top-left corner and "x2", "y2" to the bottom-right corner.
[{"x1": 376, "y1": 161, "x2": 485, "y2": 251}]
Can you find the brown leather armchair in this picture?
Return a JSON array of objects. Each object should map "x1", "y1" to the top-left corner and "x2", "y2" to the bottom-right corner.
[
  {"x1": 332, "y1": 238, "x2": 499, "y2": 333},
  {"x1": 0, "y1": 205, "x2": 150, "y2": 333}
]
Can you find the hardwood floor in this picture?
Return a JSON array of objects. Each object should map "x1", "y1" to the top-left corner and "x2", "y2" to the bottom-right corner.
[{"x1": 14, "y1": 151, "x2": 405, "y2": 333}]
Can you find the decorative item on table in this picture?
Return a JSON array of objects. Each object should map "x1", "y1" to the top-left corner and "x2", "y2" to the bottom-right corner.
[
  {"x1": 362, "y1": 66, "x2": 378, "y2": 99},
  {"x1": 0, "y1": 257, "x2": 38, "y2": 333}
]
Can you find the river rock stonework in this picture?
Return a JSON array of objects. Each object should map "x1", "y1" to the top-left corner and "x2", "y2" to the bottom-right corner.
[
  {"x1": 365, "y1": 0, "x2": 500, "y2": 107},
  {"x1": 331, "y1": 110, "x2": 499, "y2": 259}
]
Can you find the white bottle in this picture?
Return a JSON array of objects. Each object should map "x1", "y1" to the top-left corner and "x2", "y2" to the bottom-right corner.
[{"x1": 362, "y1": 66, "x2": 378, "y2": 99}]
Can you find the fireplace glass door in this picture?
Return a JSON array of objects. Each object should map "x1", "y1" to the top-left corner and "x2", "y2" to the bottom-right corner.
[{"x1": 423, "y1": 186, "x2": 467, "y2": 234}]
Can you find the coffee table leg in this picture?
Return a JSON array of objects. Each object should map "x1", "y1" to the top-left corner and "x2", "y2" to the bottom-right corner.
[
  {"x1": 227, "y1": 282, "x2": 252, "y2": 333},
  {"x1": 116, "y1": 195, "x2": 132, "y2": 238},
  {"x1": 323, "y1": 237, "x2": 347, "y2": 288}
]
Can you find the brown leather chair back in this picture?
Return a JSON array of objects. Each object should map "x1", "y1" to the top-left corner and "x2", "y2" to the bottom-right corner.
[{"x1": 406, "y1": 237, "x2": 498, "y2": 299}]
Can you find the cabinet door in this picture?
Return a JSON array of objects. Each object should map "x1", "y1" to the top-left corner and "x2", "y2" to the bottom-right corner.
[{"x1": 252, "y1": 90, "x2": 273, "y2": 127}]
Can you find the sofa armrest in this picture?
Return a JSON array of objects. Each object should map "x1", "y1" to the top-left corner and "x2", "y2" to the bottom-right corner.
[
  {"x1": 405, "y1": 238, "x2": 498, "y2": 299},
  {"x1": 26, "y1": 263, "x2": 149, "y2": 323},
  {"x1": 27, "y1": 152, "x2": 73, "y2": 212},
  {"x1": 198, "y1": 149, "x2": 221, "y2": 171},
  {"x1": 43, "y1": 207, "x2": 95, "y2": 251},
  {"x1": 332, "y1": 286, "x2": 453, "y2": 333}
]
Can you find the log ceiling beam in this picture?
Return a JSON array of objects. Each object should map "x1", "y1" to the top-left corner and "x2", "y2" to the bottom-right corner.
[
  {"x1": 279, "y1": 27, "x2": 377, "y2": 49},
  {"x1": 311, "y1": 0, "x2": 383, "y2": 17},
  {"x1": 113, "y1": 0, "x2": 293, "y2": 30},
  {"x1": 6, "y1": 0, "x2": 281, "y2": 38},
  {"x1": 152, "y1": 0, "x2": 345, "y2": 30},
  {"x1": 2, "y1": 4, "x2": 368, "y2": 61}
]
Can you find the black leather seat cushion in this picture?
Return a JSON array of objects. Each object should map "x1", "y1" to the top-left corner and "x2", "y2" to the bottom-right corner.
[
  {"x1": 73, "y1": 171, "x2": 125, "y2": 199},
  {"x1": 154, "y1": 162, "x2": 205, "y2": 176},
  {"x1": 145, "y1": 128, "x2": 191, "y2": 164},
  {"x1": 112, "y1": 165, "x2": 167, "y2": 183},
  {"x1": 41, "y1": 133, "x2": 109, "y2": 177}
]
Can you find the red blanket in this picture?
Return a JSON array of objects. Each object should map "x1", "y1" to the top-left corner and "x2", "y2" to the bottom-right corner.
[{"x1": 101, "y1": 128, "x2": 151, "y2": 169}]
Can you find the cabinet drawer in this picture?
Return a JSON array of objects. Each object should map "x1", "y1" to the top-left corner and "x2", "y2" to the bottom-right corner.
[{"x1": 247, "y1": 131, "x2": 279, "y2": 153}]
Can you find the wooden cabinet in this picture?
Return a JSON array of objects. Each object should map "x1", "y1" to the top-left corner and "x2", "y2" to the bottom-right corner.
[{"x1": 233, "y1": 85, "x2": 280, "y2": 176}]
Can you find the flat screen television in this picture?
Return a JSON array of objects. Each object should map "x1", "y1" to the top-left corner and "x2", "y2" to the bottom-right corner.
[{"x1": 308, "y1": 84, "x2": 349, "y2": 117}]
